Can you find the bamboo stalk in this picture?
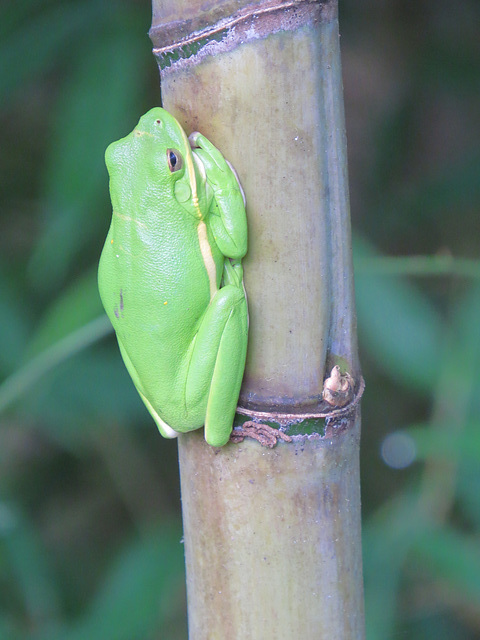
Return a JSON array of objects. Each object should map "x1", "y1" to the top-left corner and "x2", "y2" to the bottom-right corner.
[
  {"x1": 150, "y1": 1, "x2": 364, "y2": 637},
  {"x1": 178, "y1": 419, "x2": 364, "y2": 638}
]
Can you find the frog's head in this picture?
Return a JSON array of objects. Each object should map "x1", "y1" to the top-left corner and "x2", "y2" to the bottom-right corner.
[{"x1": 106, "y1": 107, "x2": 209, "y2": 221}]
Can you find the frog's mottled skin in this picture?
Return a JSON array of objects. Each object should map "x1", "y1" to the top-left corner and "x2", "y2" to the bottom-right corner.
[{"x1": 98, "y1": 108, "x2": 248, "y2": 447}]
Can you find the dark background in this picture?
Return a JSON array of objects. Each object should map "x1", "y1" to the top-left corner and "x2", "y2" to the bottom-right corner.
[{"x1": 1, "y1": 1, "x2": 480, "y2": 638}]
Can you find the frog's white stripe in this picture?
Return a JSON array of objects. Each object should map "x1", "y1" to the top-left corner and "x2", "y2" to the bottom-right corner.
[
  {"x1": 197, "y1": 221, "x2": 217, "y2": 299},
  {"x1": 178, "y1": 125, "x2": 217, "y2": 299}
]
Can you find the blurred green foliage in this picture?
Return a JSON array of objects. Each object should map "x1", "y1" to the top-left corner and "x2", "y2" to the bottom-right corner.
[
  {"x1": 1, "y1": 0, "x2": 479, "y2": 638},
  {"x1": 343, "y1": 2, "x2": 480, "y2": 637},
  {"x1": 1, "y1": 1, "x2": 186, "y2": 638}
]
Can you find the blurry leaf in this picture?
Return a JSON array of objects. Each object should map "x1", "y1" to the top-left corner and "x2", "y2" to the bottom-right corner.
[
  {"x1": 400, "y1": 613, "x2": 470, "y2": 640},
  {"x1": 0, "y1": 617, "x2": 21, "y2": 640},
  {"x1": 0, "y1": 2, "x2": 109, "y2": 100},
  {"x1": 425, "y1": 282, "x2": 480, "y2": 427},
  {"x1": 421, "y1": 36, "x2": 480, "y2": 94},
  {"x1": 449, "y1": 284, "x2": 480, "y2": 419},
  {"x1": 383, "y1": 153, "x2": 480, "y2": 232},
  {"x1": 413, "y1": 526, "x2": 480, "y2": 604},
  {"x1": 370, "y1": 98, "x2": 417, "y2": 193},
  {"x1": 354, "y1": 238, "x2": 444, "y2": 393},
  {"x1": 29, "y1": 17, "x2": 152, "y2": 290},
  {"x1": 0, "y1": 0, "x2": 40, "y2": 39},
  {"x1": 356, "y1": 254, "x2": 480, "y2": 279},
  {"x1": 363, "y1": 492, "x2": 428, "y2": 640},
  {"x1": 442, "y1": 284, "x2": 480, "y2": 532},
  {"x1": 0, "y1": 504, "x2": 61, "y2": 624},
  {"x1": 0, "y1": 263, "x2": 31, "y2": 375},
  {"x1": 407, "y1": 422, "x2": 480, "y2": 463},
  {"x1": 25, "y1": 269, "x2": 104, "y2": 358},
  {"x1": 22, "y1": 349, "x2": 146, "y2": 444},
  {"x1": 457, "y1": 460, "x2": 480, "y2": 531},
  {"x1": 31, "y1": 523, "x2": 186, "y2": 640},
  {"x1": 84, "y1": 524, "x2": 185, "y2": 639},
  {"x1": 0, "y1": 317, "x2": 111, "y2": 417}
]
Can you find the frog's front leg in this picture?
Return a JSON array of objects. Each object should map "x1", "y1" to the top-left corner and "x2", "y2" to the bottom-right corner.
[
  {"x1": 186, "y1": 283, "x2": 248, "y2": 447},
  {"x1": 190, "y1": 132, "x2": 247, "y2": 260}
]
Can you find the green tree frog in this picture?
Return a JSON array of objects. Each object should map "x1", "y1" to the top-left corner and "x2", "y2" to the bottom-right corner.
[{"x1": 98, "y1": 107, "x2": 248, "y2": 447}]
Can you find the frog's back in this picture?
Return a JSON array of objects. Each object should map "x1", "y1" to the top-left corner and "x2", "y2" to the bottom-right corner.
[{"x1": 100, "y1": 192, "x2": 214, "y2": 348}]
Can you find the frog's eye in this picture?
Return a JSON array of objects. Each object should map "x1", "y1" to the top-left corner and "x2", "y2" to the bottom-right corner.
[{"x1": 167, "y1": 149, "x2": 183, "y2": 173}]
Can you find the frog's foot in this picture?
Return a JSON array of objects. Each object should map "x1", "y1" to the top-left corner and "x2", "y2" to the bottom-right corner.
[{"x1": 230, "y1": 421, "x2": 292, "y2": 448}]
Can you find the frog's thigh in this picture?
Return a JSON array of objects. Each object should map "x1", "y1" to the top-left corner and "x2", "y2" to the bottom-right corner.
[
  {"x1": 117, "y1": 339, "x2": 178, "y2": 439},
  {"x1": 186, "y1": 285, "x2": 248, "y2": 447}
]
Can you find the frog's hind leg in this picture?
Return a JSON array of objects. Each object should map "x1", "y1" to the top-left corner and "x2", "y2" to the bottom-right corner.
[
  {"x1": 185, "y1": 284, "x2": 248, "y2": 447},
  {"x1": 117, "y1": 339, "x2": 178, "y2": 439}
]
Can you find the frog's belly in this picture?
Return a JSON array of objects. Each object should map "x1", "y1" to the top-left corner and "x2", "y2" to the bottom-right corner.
[
  {"x1": 99, "y1": 215, "x2": 224, "y2": 432},
  {"x1": 117, "y1": 310, "x2": 211, "y2": 433}
]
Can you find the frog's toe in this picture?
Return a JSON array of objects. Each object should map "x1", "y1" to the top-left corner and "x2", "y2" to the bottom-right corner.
[{"x1": 188, "y1": 132, "x2": 201, "y2": 148}]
